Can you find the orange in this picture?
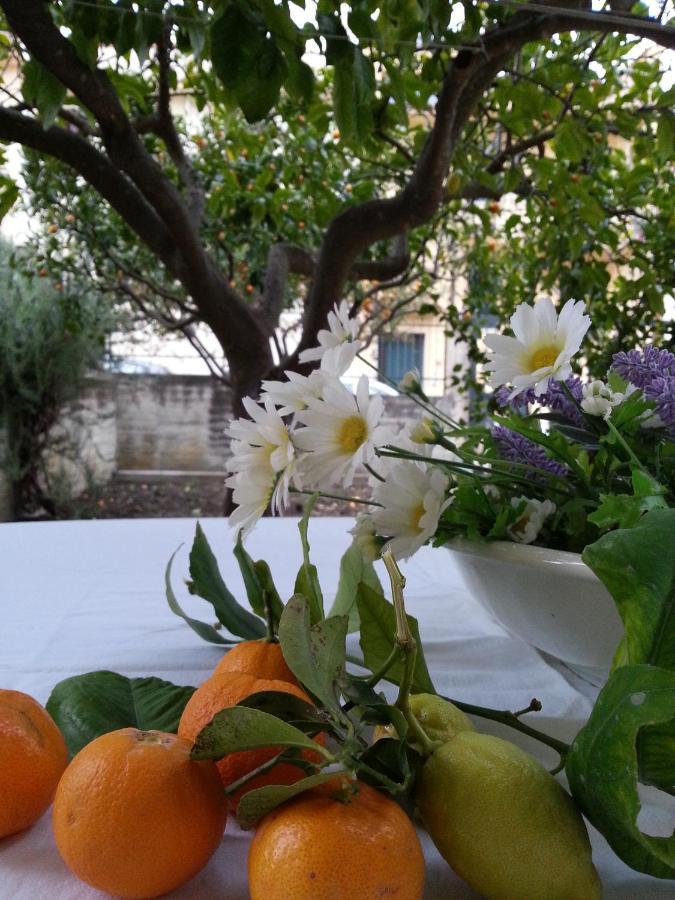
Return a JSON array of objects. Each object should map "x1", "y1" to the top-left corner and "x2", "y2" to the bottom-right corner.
[
  {"x1": 52, "y1": 728, "x2": 227, "y2": 899},
  {"x1": 213, "y1": 639, "x2": 296, "y2": 684},
  {"x1": 0, "y1": 689, "x2": 69, "y2": 839},
  {"x1": 178, "y1": 672, "x2": 323, "y2": 806},
  {"x1": 248, "y1": 777, "x2": 425, "y2": 899}
]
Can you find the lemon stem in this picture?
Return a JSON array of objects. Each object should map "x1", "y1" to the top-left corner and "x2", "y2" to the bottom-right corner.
[
  {"x1": 382, "y1": 548, "x2": 437, "y2": 758},
  {"x1": 442, "y1": 695, "x2": 570, "y2": 759}
]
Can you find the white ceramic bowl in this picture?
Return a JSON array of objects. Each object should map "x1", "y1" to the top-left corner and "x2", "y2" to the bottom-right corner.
[{"x1": 447, "y1": 538, "x2": 624, "y2": 686}]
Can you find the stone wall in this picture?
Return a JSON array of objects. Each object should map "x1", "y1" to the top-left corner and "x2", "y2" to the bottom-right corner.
[
  {"x1": 43, "y1": 376, "x2": 118, "y2": 496},
  {"x1": 115, "y1": 375, "x2": 232, "y2": 472},
  {"x1": 1, "y1": 376, "x2": 444, "y2": 511}
]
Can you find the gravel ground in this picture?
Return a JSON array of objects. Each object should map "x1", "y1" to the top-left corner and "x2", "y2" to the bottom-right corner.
[{"x1": 63, "y1": 475, "x2": 357, "y2": 519}]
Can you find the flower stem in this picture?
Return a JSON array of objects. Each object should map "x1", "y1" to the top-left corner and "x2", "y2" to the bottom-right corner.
[
  {"x1": 356, "y1": 353, "x2": 459, "y2": 430},
  {"x1": 605, "y1": 420, "x2": 646, "y2": 471},
  {"x1": 289, "y1": 486, "x2": 381, "y2": 507},
  {"x1": 382, "y1": 548, "x2": 438, "y2": 758}
]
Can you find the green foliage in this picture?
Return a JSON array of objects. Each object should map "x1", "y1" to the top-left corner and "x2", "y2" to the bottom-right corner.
[
  {"x1": 7, "y1": 3, "x2": 669, "y2": 385},
  {"x1": 357, "y1": 582, "x2": 435, "y2": 693},
  {"x1": 278, "y1": 595, "x2": 348, "y2": 715},
  {"x1": 188, "y1": 522, "x2": 267, "y2": 639},
  {"x1": 582, "y1": 509, "x2": 675, "y2": 794},
  {"x1": 46, "y1": 670, "x2": 195, "y2": 757},
  {"x1": 0, "y1": 243, "x2": 112, "y2": 517},
  {"x1": 566, "y1": 665, "x2": 675, "y2": 878}
]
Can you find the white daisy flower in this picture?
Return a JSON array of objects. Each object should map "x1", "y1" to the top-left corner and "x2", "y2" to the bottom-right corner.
[
  {"x1": 227, "y1": 395, "x2": 295, "y2": 475},
  {"x1": 371, "y1": 459, "x2": 451, "y2": 560},
  {"x1": 261, "y1": 370, "x2": 327, "y2": 416},
  {"x1": 319, "y1": 341, "x2": 361, "y2": 377},
  {"x1": 507, "y1": 497, "x2": 556, "y2": 544},
  {"x1": 225, "y1": 466, "x2": 276, "y2": 535},
  {"x1": 485, "y1": 298, "x2": 590, "y2": 398},
  {"x1": 294, "y1": 375, "x2": 388, "y2": 488},
  {"x1": 298, "y1": 300, "x2": 363, "y2": 371}
]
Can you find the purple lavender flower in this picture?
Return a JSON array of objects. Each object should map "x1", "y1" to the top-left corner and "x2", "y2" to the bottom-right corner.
[
  {"x1": 611, "y1": 346, "x2": 675, "y2": 389},
  {"x1": 643, "y1": 374, "x2": 675, "y2": 433},
  {"x1": 495, "y1": 377, "x2": 584, "y2": 426},
  {"x1": 492, "y1": 425, "x2": 569, "y2": 480}
]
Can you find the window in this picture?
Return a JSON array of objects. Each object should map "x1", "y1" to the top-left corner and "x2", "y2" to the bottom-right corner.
[{"x1": 378, "y1": 333, "x2": 424, "y2": 384}]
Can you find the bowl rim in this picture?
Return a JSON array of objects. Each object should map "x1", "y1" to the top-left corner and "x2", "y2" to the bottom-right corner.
[{"x1": 445, "y1": 536, "x2": 598, "y2": 580}]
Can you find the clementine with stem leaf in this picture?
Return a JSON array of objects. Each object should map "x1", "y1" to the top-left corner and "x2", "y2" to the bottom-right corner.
[{"x1": 248, "y1": 777, "x2": 425, "y2": 899}]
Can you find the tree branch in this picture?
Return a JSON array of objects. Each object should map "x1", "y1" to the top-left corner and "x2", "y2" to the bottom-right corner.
[
  {"x1": 294, "y1": 3, "x2": 673, "y2": 363},
  {"x1": 1, "y1": 0, "x2": 206, "y2": 274},
  {"x1": 0, "y1": 0, "x2": 274, "y2": 396},
  {"x1": 0, "y1": 107, "x2": 182, "y2": 276},
  {"x1": 261, "y1": 235, "x2": 410, "y2": 336},
  {"x1": 155, "y1": 19, "x2": 204, "y2": 226}
]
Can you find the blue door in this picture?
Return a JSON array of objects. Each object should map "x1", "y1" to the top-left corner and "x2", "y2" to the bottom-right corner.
[{"x1": 378, "y1": 333, "x2": 424, "y2": 384}]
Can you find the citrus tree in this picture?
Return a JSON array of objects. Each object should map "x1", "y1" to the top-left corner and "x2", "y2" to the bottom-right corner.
[{"x1": 0, "y1": 0, "x2": 672, "y2": 409}]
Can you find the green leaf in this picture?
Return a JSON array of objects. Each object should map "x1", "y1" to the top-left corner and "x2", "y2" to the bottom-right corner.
[
  {"x1": 656, "y1": 115, "x2": 674, "y2": 160},
  {"x1": 333, "y1": 47, "x2": 374, "y2": 145},
  {"x1": 566, "y1": 665, "x2": 675, "y2": 878},
  {"x1": 165, "y1": 547, "x2": 232, "y2": 645},
  {"x1": 583, "y1": 509, "x2": 675, "y2": 792},
  {"x1": 236, "y1": 771, "x2": 339, "y2": 829},
  {"x1": 554, "y1": 120, "x2": 591, "y2": 164},
  {"x1": 328, "y1": 540, "x2": 383, "y2": 632},
  {"x1": 278, "y1": 594, "x2": 348, "y2": 717},
  {"x1": 232, "y1": 532, "x2": 284, "y2": 627},
  {"x1": 236, "y1": 40, "x2": 287, "y2": 122},
  {"x1": 22, "y1": 60, "x2": 67, "y2": 130},
  {"x1": 0, "y1": 176, "x2": 19, "y2": 222},
  {"x1": 582, "y1": 509, "x2": 675, "y2": 672},
  {"x1": 189, "y1": 524, "x2": 265, "y2": 640},
  {"x1": 46, "y1": 671, "x2": 195, "y2": 757},
  {"x1": 294, "y1": 499, "x2": 324, "y2": 623},
  {"x1": 254, "y1": 560, "x2": 285, "y2": 627},
  {"x1": 190, "y1": 705, "x2": 325, "y2": 760},
  {"x1": 357, "y1": 582, "x2": 435, "y2": 694},
  {"x1": 237, "y1": 690, "x2": 328, "y2": 734}
]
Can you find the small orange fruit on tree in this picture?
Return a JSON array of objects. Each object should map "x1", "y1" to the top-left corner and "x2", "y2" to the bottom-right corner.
[
  {"x1": 178, "y1": 671, "x2": 324, "y2": 805},
  {"x1": 52, "y1": 728, "x2": 227, "y2": 899},
  {"x1": 213, "y1": 639, "x2": 296, "y2": 684},
  {"x1": 248, "y1": 777, "x2": 425, "y2": 899},
  {"x1": 0, "y1": 689, "x2": 69, "y2": 839}
]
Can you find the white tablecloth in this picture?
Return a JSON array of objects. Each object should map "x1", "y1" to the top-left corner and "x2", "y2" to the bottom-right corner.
[{"x1": 0, "y1": 517, "x2": 671, "y2": 899}]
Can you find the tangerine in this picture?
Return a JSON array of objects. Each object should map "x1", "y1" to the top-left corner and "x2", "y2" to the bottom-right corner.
[
  {"x1": 248, "y1": 777, "x2": 425, "y2": 899},
  {"x1": 213, "y1": 639, "x2": 296, "y2": 684},
  {"x1": 0, "y1": 689, "x2": 69, "y2": 839},
  {"x1": 52, "y1": 728, "x2": 227, "y2": 899},
  {"x1": 178, "y1": 671, "x2": 322, "y2": 806}
]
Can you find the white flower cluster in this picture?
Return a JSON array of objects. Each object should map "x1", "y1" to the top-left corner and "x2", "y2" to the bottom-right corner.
[
  {"x1": 227, "y1": 296, "x2": 591, "y2": 557},
  {"x1": 225, "y1": 300, "x2": 450, "y2": 557}
]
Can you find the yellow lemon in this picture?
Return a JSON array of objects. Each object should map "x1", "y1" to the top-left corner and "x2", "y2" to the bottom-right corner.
[{"x1": 417, "y1": 731, "x2": 601, "y2": 900}]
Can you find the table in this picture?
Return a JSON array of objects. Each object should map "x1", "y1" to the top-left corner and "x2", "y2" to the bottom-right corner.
[{"x1": 0, "y1": 517, "x2": 671, "y2": 899}]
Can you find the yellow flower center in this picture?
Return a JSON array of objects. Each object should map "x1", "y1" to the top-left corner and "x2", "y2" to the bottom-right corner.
[
  {"x1": 409, "y1": 501, "x2": 426, "y2": 531},
  {"x1": 529, "y1": 345, "x2": 558, "y2": 372},
  {"x1": 337, "y1": 415, "x2": 368, "y2": 454}
]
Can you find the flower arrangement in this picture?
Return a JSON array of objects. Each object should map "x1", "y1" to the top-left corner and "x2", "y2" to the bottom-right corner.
[{"x1": 226, "y1": 297, "x2": 674, "y2": 557}]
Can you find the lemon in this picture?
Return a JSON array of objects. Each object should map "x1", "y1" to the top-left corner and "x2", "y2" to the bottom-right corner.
[
  {"x1": 373, "y1": 694, "x2": 474, "y2": 748},
  {"x1": 416, "y1": 731, "x2": 601, "y2": 900}
]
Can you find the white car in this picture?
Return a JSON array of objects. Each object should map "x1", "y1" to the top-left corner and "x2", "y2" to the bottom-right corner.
[{"x1": 340, "y1": 375, "x2": 399, "y2": 396}]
